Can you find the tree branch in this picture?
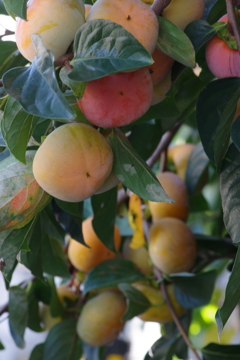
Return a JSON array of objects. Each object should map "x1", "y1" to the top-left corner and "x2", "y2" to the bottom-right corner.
[
  {"x1": 154, "y1": 267, "x2": 202, "y2": 360},
  {"x1": 151, "y1": 0, "x2": 171, "y2": 16},
  {"x1": 226, "y1": 0, "x2": 240, "y2": 54}
]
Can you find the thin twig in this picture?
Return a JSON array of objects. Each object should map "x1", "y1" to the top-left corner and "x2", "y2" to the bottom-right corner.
[
  {"x1": 226, "y1": 0, "x2": 240, "y2": 54},
  {"x1": 54, "y1": 53, "x2": 74, "y2": 68},
  {"x1": 151, "y1": 0, "x2": 172, "y2": 16},
  {"x1": 154, "y1": 267, "x2": 202, "y2": 360}
]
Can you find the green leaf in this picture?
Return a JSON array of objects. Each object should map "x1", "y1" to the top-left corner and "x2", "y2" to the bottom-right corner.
[
  {"x1": 27, "y1": 284, "x2": 43, "y2": 332},
  {"x1": 220, "y1": 144, "x2": 240, "y2": 243},
  {"x1": 213, "y1": 90, "x2": 240, "y2": 172},
  {"x1": 41, "y1": 206, "x2": 65, "y2": 244},
  {"x1": 29, "y1": 343, "x2": 44, "y2": 360},
  {"x1": 157, "y1": 17, "x2": 195, "y2": 68},
  {"x1": 185, "y1": 20, "x2": 220, "y2": 52},
  {"x1": 231, "y1": 115, "x2": 240, "y2": 151},
  {"x1": 195, "y1": 234, "x2": 237, "y2": 256},
  {"x1": 42, "y1": 233, "x2": 69, "y2": 278},
  {"x1": 83, "y1": 258, "x2": 145, "y2": 294},
  {"x1": 0, "y1": 219, "x2": 35, "y2": 282},
  {"x1": 2, "y1": 97, "x2": 44, "y2": 163},
  {"x1": 59, "y1": 67, "x2": 86, "y2": 99},
  {"x1": 196, "y1": 78, "x2": 240, "y2": 164},
  {"x1": 0, "y1": 341, "x2": 4, "y2": 350},
  {"x1": 144, "y1": 336, "x2": 178, "y2": 360},
  {"x1": 0, "y1": 0, "x2": 8, "y2": 15},
  {"x1": 55, "y1": 199, "x2": 83, "y2": 218},
  {"x1": 43, "y1": 319, "x2": 83, "y2": 360},
  {"x1": 0, "y1": 42, "x2": 27, "y2": 78},
  {"x1": 3, "y1": 34, "x2": 75, "y2": 120},
  {"x1": 109, "y1": 129, "x2": 172, "y2": 202},
  {"x1": 207, "y1": 0, "x2": 226, "y2": 24},
  {"x1": 48, "y1": 277, "x2": 64, "y2": 318},
  {"x1": 3, "y1": 0, "x2": 27, "y2": 19},
  {"x1": 20, "y1": 215, "x2": 43, "y2": 279},
  {"x1": 118, "y1": 283, "x2": 151, "y2": 321},
  {"x1": 0, "y1": 151, "x2": 51, "y2": 231},
  {"x1": 9, "y1": 286, "x2": 28, "y2": 348},
  {"x1": 186, "y1": 142, "x2": 209, "y2": 195},
  {"x1": 171, "y1": 270, "x2": 217, "y2": 308},
  {"x1": 202, "y1": 343, "x2": 240, "y2": 360},
  {"x1": 70, "y1": 19, "x2": 153, "y2": 82},
  {"x1": 91, "y1": 186, "x2": 117, "y2": 252}
]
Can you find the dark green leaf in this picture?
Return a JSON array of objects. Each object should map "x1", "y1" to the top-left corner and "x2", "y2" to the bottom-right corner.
[
  {"x1": 118, "y1": 283, "x2": 151, "y2": 321},
  {"x1": 196, "y1": 78, "x2": 240, "y2": 164},
  {"x1": 83, "y1": 258, "x2": 145, "y2": 294},
  {"x1": 26, "y1": 278, "x2": 51, "y2": 305},
  {"x1": 109, "y1": 129, "x2": 172, "y2": 202},
  {"x1": 220, "y1": 144, "x2": 240, "y2": 243},
  {"x1": 184, "y1": 20, "x2": 220, "y2": 52},
  {"x1": 202, "y1": 343, "x2": 240, "y2": 360},
  {"x1": 9, "y1": 286, "x2": 28, "y2": 348},
  {"x1": 0, "y1": 341, "x2": 4, "y2": 350},
  {"x1": 189, "y1": 193, "x2": 209, "y2": 212},
  {"x1": 48, "y1": 277, "x2": 64, "y2": 318},
  {"x1": 63, "y1": 214, "x2": 85, "y2": 245},
  {"x1": 144, "y1": 336, "x2": 178, "y2": 360},
  {"x1": 27, "y1": 285, "x2": 43, "y2": 332},
  {"x1": 157, "y1": 17, "x2": 195, "y2": 67},
  {"x1": 171, "y1": 270, "x2": 217, "y2": 308},
  {"x1": 195, "y1": 234, "x2": 237, "y2": 256},
  {"x1": 2, "y1": 97, "x2": 44, "y2": 163},
  {"x1": 0, "y1": 220, "x2": 35, "y2": 282},
  {"x1": 0, "y1": 151, "x2": 51, "y2": 231},
  {"x1": 70, "y1": 19, "x2": 153, "y2": 82},
  {"x1": 0, "y1": 42, "x2": 27, "y2": 78},
  {"x1": 128, "y1": 121, "x2": 163, "y2": 161},
  {"x1": 29, "y1": 343, "x2": 44, "y2": 360},
  {"x1": 20, "y1": 216, "x2": 43, "y2": 279},
  {"x1": 186, "y1": 142, "x2": 209, "y2": 195},
  {"x1": 3, "y1": 0, "x2": 27, "y2": 19},
  {"x1": 213, "y1": 90, "x2": 240, "y2": 172},
  {"x1": 41, "y1": 206, "x2": 65, "y2": 244},
  {"x1": 55, "y1": 199, "x2": 83, "y2": 218},
  {"x1": 91, "y1": 186, "x2": 117, "y2": 252},
  {"x1": 32, "y1": 118, "x2": 52, "y2": 144},
  {"x1": 43, "y1": 319, "x2": 83, "y2": 360},
  {"x1": 216, "y1": 246, "x2": 240, "y2": 337},
  {"x1": 231, "y1": 115, "x2": 240, "y2": 151},
  {"x1": 207, "y1": 0, "x2": 226, "y2": 24},
  {"x1": 3, "y1": 34, "x2": 75, "y2": 120},
  {"x1": 0, "y1": 0, "x2": 8, "y2": 14},
  {"x1": 59, "y1": 67, "x2": 86, "y2": 99},
  {"x1": 42, "y1": 234, "x2": 69, "y2": 277}
]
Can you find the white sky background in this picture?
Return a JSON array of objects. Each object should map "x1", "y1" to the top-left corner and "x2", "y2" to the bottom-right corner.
[{"x1": 0, "y1": 14, "x2": 16, "y2": 41}]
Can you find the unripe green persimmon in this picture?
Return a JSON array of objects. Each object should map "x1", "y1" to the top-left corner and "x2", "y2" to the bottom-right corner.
[
  {"x1": 133, "y1": 283, "x2": 184, "y2": 323},
  {"x1": 148, "y1": 172, "x2": 189, "y2": 222},
  {"x1": 77, "y1": 291, "x2": 127, "y2": 346},
  {"x1": 148, "y1": 218, "x2": 197, "y2": 274},
  {"x1": 33, "y1": 123, "x2": 113, "y2": 202},
  {"x1": 15, "y1": 0, "x2": 85, "y2": 62}
]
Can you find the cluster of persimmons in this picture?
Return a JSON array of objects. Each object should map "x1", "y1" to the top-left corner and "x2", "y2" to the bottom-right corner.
[{"x1": 13, "y1": 0, "x2": 206, "y2": 348}]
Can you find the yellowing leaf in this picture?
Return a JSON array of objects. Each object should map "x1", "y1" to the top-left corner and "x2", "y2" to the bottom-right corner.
[{"x1": 128, "y1": 193, "x2": 145, "y2": 249}]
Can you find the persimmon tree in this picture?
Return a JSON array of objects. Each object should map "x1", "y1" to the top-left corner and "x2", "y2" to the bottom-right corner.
[{"x1": 0, "y1": 0, "x2": 240, "y2": 359}]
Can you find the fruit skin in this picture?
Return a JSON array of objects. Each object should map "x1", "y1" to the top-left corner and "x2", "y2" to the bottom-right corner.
[
  {"x1": 77, "y1": 68, "x2": 153, "y2": 128},
  {"x1": 168, "y1": 143, "x2": 195, "y2": 181},
  {"x1": 84, "y1": 3, "x2": 92, "y2": 18},
  {"x1": 95, "y1": 170, "x2": 120, "y2": 194},
  {"x1": 162, "y1": 0, "x2": 205, "y2": 30},
  {"x1": 205, "y1": 12, "x2": 240, "y2": 78},
  {"x1": 32, "y1": 123, "x2": 113, "y2": 202},
  {"x1": 147, "y1": 47, "x2": 174, "y2": 86},
  {"x1": 151, "y1": 70, "x2": 171, "y2": 106},
  {"x1": 15, "y1": 0, "x2": 85, "y2": 62},
  {"x1": 68, "y1": 217, "x2": 121, "y2": 272},
  {"x1": 122, "y1": 238, "x2": 152, "y2": 275},
  {"x1": 133, "y1": 283, "x2": 184, "y2": 323},
  {"x1": 148, "y1": 217, "x2": 197, "y2": 274},
  {"x1": 148, "y1": 172, "x2": 189, "y2": 222},
  {"x1": 86, "y1": 0, "x2": 159, "y2": 54},
  {"x1": 77, "y1": 291, "x2": 127, "y2": 346}
]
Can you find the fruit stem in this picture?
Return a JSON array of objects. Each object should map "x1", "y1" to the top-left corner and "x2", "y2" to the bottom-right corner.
[
  {"x1": 151, "y1": 0, "x2": 172, "y2": 16},
  {"x1": 226, "y1": 0, "x2": 240, "y2": 54},
  {"x1": 154, "y1": 267, "x2": 203, "y2": 360},
  {"x1": 54, "y1": 53, "x2": 74, "y2": 68}
]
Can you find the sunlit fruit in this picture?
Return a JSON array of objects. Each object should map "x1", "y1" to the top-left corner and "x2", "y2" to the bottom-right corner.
[
  {"x1": 77, "y1": 291, "x2": 127, "y2": 346},
  {"x1": 168, "y1": 143, "x2": 195, "y2": 180},
  {"x1": 68, "y1": 217, "x2": 121, "y2": 272},
  {"x1": 148, "y1": 217, "x2": 197, "y2": 274},
  {"x1": 32, "y1": 123, "x2": 113, "y2": 202},
  {"x1": 151, "y1": 70, "x2": 171, "y2": 106},
  {"x1": 148, "y1": 172, "x2": 189, "y2": 222},
  {"x1": 147, "y1": 47, "x2": 174, "y2": 86},
  {"x1": 15, "y1": 0, "x2": 85, "y2": 62},
  {"x1": 133, "y1": 283, "x2": 184, "y2": 322}
]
